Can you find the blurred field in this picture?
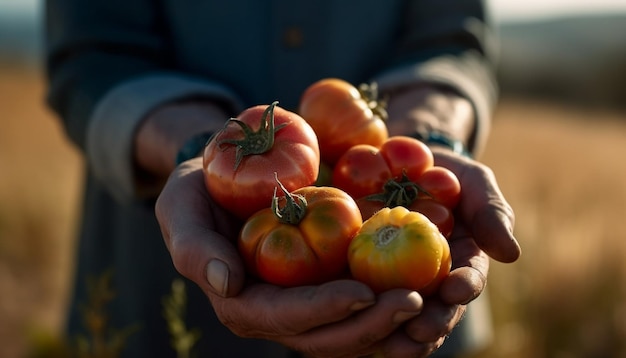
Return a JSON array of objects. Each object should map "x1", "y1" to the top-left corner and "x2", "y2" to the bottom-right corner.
[
  {"x1": 478, "y1": 99, "x2": 626, "y2": 358},
  {"x1": 0, "y1": 64, "x2": 82, "y2": 358},
  {"x1": 1, "y1": 64, "x2": 626, "y2": 358}
]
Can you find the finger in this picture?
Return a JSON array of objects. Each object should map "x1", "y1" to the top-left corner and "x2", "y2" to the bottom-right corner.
[
  {"x1": 471, "y1": 191, "x2": 520, "y2": 263},
  {"x1": 373, "y1": 329, "x2": 445, "y2": 358},
  {"x1": 208, "y1": 280, "x2": 377, "y2": 338},
  {"x1": 278, "y1": 289, "x2": 423, "y2": 358},
  {"x1": 433, "y1": 151, "x2": 521, "y2": 263},
  {"x1": 439, "y1": 234, "x2": 489, "y2": 305},
  {"x1": 404, "y1": 300, "x2": 466, "y2": 343},
  {"x1": 155, "y1": 158, "x2": 246, "y2": 297}
]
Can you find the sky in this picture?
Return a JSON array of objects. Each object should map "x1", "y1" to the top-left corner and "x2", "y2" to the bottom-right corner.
[
  {"x1": 2, "y1": 0, "x2": 626, "y2": 22},
  {"x1": 488, "y1": 0, "x2": 626, "y2": 22}
]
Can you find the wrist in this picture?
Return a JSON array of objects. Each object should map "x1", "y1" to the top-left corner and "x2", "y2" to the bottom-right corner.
[
  {"x1": 134, "y1": 101, "x2": 229, "y2": 179},
  {"x1": 411, "y1": 131, "x2": 471, "y2": 158},
  {"x1": 175, "y1": 131, "x2": 215, "y2": 165},
  {"x1": 384, "y1": 85, "x2": 476, "y2": 152}
]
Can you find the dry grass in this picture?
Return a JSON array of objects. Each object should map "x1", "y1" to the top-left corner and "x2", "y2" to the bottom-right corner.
[
  {"x1": 475, "y1": 100, "x2": 626, "y2": 358},
  {"x1": 0, "y1": 64, "x2": 82, "y2": 358},
  {"x1": 1, "y1": 64, "x2": 626, "y2": 357}
]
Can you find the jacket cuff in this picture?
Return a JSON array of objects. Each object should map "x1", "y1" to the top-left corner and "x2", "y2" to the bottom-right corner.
[
  {"x1": 86, "y1": 74, "x2": 243, "y2": 204},
  {"x1": 373, "y1": 51, "x2": 498, "y2": 158}
]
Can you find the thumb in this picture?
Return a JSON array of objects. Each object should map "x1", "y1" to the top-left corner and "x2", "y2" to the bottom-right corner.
[
  {"x1": 434, "y1": 152, "x2": 521, "y2": 263},
  {"x1": 155, "y1": 158, "x2": 246, "y2": 297}
]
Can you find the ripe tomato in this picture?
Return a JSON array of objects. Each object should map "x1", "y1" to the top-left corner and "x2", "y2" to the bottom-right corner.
[
  {"x1": 332, "y1": 136, "x2": 434, "y2": 200},
  {"x1": 298, "y1": 78, "x2": 388, "y2": 166},
  {"x1": 238, "y1": 179, "x2": 363, "y2": 287},
  {"x1": 356, "y1": 197, "x2": 454, "y2": 238},
  {"x1": 348, "y1": 206, "x2": 451, "y2": 295},
  {"x1": 415, "y1": 166, "x2": 461, "y2": 208},
  {"x1": 203, "y1": 102, "x2": 320, "y2": 219}
]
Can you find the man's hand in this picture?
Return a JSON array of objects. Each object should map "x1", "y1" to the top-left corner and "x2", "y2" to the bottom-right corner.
[{"x1": 155, "y1": 159, "x2": 429, "y2": 357}]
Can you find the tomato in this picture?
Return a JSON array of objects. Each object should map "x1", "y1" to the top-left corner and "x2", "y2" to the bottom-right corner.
[
  {"x1": 348, "y1": 206, "x2": 451, "y2": 295},
  {"x1": 356, "y1": 197, "x2": 454, "y2": 238},
  {"x1": 332, "y1": 136, "x2": 434, "y2": 200},
  {"x1": 298, "y1": 78, "x2": 388, "y2": 166},
  {"x1": 415, "y1": 166, "x2": 461, "y2": 208},
  {"x1": 238, "y1": 178, "x2": 363, "y2": 287},
  {"x1": 203, "y1": 102, "x2": 320, "y2": 219}
]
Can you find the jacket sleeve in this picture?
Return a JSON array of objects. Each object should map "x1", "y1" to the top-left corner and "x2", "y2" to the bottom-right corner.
[
  {"x1": 45, "y1": 0, "x2": 243, "y2": 203},
  {"x1": 374, "y1": 0, "x2": 499, "y2": 157}
]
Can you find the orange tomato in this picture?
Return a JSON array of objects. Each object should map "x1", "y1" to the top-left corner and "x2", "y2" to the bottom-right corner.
[
  {"x1": 238, "y1": 181, "x2": 362, "y2": 287},
  {"x1": 299, "y1": 78, "x2": 388, "y2": 166}
]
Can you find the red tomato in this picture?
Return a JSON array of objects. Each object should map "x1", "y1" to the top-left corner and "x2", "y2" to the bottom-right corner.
[
  {"x1": 203, "y1": 102, "x2": 320, "y2": 219},
  {"x1": 299, "y1": 78, "x2": 388, "y2": 166},
  {"x1": 238, "y1": 181, "x2": 363, "y2": 287},
  {"x1": 348, "y1": 206, "x2": 451, "y2": 295},
  {"x1": 356, "y1": 197, "x2": 454, "y2": 238},
  {"x1": 415, "y1": 166, "x2": 461, "y2": 208},
  {"x1": 332, "y1": 136, "x2": 434, "y2": 200}
]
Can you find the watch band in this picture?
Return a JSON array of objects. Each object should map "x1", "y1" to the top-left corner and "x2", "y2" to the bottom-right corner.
[
  {"x1": 175, "y1": 131, "x2": 215, "y2": 165},
  {"x1": 412, "y1": 131, "x2": 472, "y2": 158}
]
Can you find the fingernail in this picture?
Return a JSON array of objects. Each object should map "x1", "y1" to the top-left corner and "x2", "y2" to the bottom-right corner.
[
  {"x1": 206, "y1": 259, "x2": 229, "y2": 296},
  {"x1": 392, "y1": 310, "x2": 420, "y2": 324},
  {"x1": 349, "y1": 300, "x2": 375, "y2": 311}
]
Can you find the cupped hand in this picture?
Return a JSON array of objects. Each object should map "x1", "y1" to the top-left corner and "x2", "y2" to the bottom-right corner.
[
  {"x1": 155, "y1": 158, "x2": 427, "y2": 357},
  {"x1": 154, "y1": 145, "x2": 521, "y2": 357},
  {"x1": 377, "y1": 148, "x2": 520, "y2": 356},
  {"x1": 384, "y1": 85, "x2": 521, "y2": 264},
  {"x1": 432, "y1": 148, "x2": 520, "y2": 265}
]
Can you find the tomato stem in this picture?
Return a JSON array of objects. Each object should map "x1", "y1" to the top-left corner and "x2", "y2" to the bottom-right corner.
[
  {"x1": 216, "y1": 101, "x2": 287, "y2": 170},
  {"x1": 358, "y1": 82, "x2": 388, "y2": 122},
  {"x1": 272, "y1": 173, "x2": 307, "y2": 225},
  {"x1": 365, "y1": 172, "x2": 432, "y2": 208}
]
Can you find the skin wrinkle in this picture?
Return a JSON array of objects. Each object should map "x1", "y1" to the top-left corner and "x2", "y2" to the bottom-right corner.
[
  {"x1": 376, "y1": 331, "x2": 440, "y2": 358},
  {"x1": 267, "y1": 286, "x2": 325, "y2": 336},
  {"x1": 209, "y1": 287, "x2": 277, "y2": 338},
  {"x1": 439, "y1": 232, "x2": 488, "y2": 305},
  {"x1": 406, "y1": 302, "x2": 466, "y2": 343},
  {"x1": 212, "y1": 281, "x2": 369, "y2": 340},
  {"x1": 461, "y1": 265, "x2": 488, "y2": 304},
  {"x1": 281, "y1": 320, "x2": 377, "y2": 357},
  {"x1": 170, "y1": 227, "x2": 211, "y2": 283}
]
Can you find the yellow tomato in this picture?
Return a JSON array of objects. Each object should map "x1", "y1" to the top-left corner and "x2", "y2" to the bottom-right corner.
[{"x1": 347, "y1": 206, "x2": 451, "y2": 295}]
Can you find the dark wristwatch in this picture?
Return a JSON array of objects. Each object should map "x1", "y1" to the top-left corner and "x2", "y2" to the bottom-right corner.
[
  {"x1": 175, "y1": 131, "x2": 215, "y2": 165},
  {"x1": 412, "y1": 131, "x2": 472, "y2": 158}
]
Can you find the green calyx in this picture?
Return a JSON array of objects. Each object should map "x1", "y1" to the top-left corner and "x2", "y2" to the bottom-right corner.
[
  {"x1": 217, "y1": 101, "x2": 287, "y2": 170},
  {"x1": 365, "y1": 172, "x2": 432, "y2": 208},
  {"x1": 358, "y1": 82, "x2": 388, "y2": 122},
  {"x1": 272, "y1": 173, "x2": 307, "y2": 225}
]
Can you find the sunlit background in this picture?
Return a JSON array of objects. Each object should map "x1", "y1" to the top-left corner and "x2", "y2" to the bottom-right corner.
[{"x1": 2, "y1": 1, "x2": 626, "y2": 357}]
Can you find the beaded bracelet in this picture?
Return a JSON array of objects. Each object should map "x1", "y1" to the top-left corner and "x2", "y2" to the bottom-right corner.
[
  {"x1": 175, "y1": 131, "x2": 215, "y2": 165},
  {"x1": 412, "y1": 131, "x2": 472, "y2": 158}
]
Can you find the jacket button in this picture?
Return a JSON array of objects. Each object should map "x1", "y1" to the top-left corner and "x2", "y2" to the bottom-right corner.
[{"x1": 283, "y1": 27, "x2": 303, "y2": 48}]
